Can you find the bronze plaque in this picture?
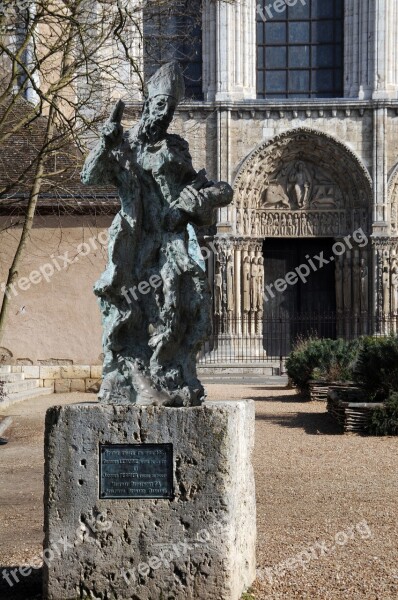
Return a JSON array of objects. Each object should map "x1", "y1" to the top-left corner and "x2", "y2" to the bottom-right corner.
[{"x1": 99, "y1": 444, "x2": 174, "y2": 499}]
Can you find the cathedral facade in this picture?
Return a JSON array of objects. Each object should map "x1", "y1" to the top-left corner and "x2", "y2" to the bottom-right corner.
[{"x1": 150, "y1": 0, "x2": 398, "y2": 357}]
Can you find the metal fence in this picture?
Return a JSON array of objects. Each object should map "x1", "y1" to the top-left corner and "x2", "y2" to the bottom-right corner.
[{"x1": 198, "y1": 312, "x2": 398, "y2": 366}]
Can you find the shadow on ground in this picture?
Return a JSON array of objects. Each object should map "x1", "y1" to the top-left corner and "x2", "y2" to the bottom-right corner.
[
  {"x1": 250, "y1": 386, "x2": 293, "y2": 393},
  {"x1": 0, "y1": 567, "x2": 42, "y2": 599},
  {"x1": 251, "y1": 390, "x2": 308, "y2": 403},
  {"x1": 255, "y1": 410, "x2": 343, "y2": 435}
]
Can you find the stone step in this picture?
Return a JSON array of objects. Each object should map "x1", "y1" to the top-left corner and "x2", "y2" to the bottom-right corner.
[
  {"x1": 0, "y1": 386, "x2": 53, "y2": 410},
  {"x1": 3, "y1": 379, "x2": 39, "y2": 394},
  {"x1": 0, "y1": 372, "x2": 25, "y2": 383},
  {"x1": 0, "y1": 365, "x2": 11, "y2": 374}
]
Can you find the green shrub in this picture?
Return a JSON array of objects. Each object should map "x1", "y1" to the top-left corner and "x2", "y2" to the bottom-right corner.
[
  {"x1": 286, "y1": 337, "x2": 360, "y2": 397},
  {"x1": 352, "y1": 336, "x2": 398, "y2": 401},
  {"x1": 241, "y1": 592, "x2": 255, "y2": 600},
  {"x1": 367, "y1": 392, "x2": 398, "y2": 436}
]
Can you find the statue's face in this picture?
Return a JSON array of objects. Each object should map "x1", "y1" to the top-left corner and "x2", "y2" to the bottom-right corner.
[{"x1": 144, "y1": 94, "x2": 177, "y2": 142}]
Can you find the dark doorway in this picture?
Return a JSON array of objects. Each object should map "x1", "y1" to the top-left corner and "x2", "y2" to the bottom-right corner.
[{"x1": 262, "y1": 238, "x2": 336, "y2": 354}]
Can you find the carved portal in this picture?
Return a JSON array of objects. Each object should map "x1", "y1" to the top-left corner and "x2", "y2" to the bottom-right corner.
[
  {"x1": 206, "y1": 130, "x2": 380, "y2": 359},
  {"x1": 234, "y1": 128, "x2": 372, "y2": 239}
]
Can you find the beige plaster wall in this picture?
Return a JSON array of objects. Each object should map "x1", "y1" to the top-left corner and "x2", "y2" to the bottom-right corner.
[{"x1": 0, "y1": 215, "x2": 111, "y2": 365}]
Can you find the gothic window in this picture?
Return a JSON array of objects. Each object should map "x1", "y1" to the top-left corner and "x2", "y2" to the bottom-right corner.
[
  {"x1": 256, "y1": 0, "x2": 344, "y2": 99},
  {"x1": 143, "y1": 0, "x2": 203, "y2": 100}
]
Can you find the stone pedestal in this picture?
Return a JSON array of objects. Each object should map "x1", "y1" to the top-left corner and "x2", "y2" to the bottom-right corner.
[{"x1": 43, "y1": 400, "x2": 256, "y2": 600}]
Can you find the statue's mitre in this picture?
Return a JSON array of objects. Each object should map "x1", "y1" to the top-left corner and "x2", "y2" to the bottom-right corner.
[{"x1": 146, "y1": 61, "x2": 185, "y2": 104}]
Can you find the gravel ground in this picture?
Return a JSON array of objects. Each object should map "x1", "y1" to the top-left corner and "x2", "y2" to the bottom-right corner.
[{"x1": 0, "y1": 386, "x2": 397, "y2": 599}]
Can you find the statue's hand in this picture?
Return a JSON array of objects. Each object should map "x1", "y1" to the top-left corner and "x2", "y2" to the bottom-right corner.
[
  {"x1": 102, "y1": 99, "x2": 125, "y2": 149},
  {"x1": 178, "y1": 185, "x2": 200, "y2": 209},
  {"x1": 102, "y1": 121, "x2": 123, "y2": 149}
]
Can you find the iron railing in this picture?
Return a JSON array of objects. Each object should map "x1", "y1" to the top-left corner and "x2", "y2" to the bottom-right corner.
[{"x1": 198, "y1": 312, "x2": 398, "y2": 366}]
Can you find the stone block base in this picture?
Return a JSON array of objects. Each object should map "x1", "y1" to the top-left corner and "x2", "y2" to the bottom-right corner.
[{"x1": 43, "y1": 400, "x2": 256, "y2": 600}]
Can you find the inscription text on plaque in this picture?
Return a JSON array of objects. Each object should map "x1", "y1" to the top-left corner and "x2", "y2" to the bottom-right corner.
[{"x1": 99, "y1": 444, "x2": 174, "y2": 499}]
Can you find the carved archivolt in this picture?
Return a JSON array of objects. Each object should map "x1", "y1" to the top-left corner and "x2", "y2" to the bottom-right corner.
[{"x1": 233, "y1": 128, "x2": 372, "y2": 237}]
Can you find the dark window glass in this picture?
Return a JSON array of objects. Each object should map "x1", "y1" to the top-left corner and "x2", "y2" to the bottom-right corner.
[
  {"x1": 266, "y1": 93, "x2": 290, "y2": 99},
  {"x1": 289, "y1": 70, "x2": 310, "y2": 92},
  {"x1": 265, "y1": 22, "x2": 287, "y2": 44},
  {"x1": 312, "y1": 0, "x2": 335, "y2": 19},
  {"x1": 335, "y1": 22, "x2": 343, "y2": 43},
  {"x1": 257, "y1": 0, "x2": 344, "y2": 98},
  {"x1": 257, "y1": 47, "x2": 265, "y2": 69},
  {"x1": 312, "y1": 69, "x2": 334, "y2": 91},
  {"x1": 289, "y1": 2, "x2": 310, "y2": 19},
  {"x1": 312, "y1": 45, "x2": 335, "y2": 68},
  {"x1": 335, "y1": 46, "x2": 343, "y2": 67},
  {"x1": 289, "y1": 46, "x2": 310, "y2": 68},
  {"x1": 266, "y1": 71, "x2": 287, "y2": 93},
  {"x1": 257, "y1": 70, "x2": 265, "y2": 92},
  {"x1": 144, "y1": 1, "x2": 203, "y2": 100},
  {"x1": 266, "y1": 46, "x2": 287, "y2": 69},
  {"x1": 288, "y1": 21, "x2": 310, "y2": 44},
  {"x1": 312, "y1": 20, "x2": 334, "y2": 43}
]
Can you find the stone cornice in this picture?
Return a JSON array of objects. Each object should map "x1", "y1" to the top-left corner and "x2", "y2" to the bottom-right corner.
[{"x1": 125, "y1": 99, "x2": 398, "y2": 117}]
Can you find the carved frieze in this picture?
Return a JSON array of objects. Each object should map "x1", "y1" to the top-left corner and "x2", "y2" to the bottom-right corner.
[{"x1": 235, "y1": 209, "x2": 368, "y2": 238}]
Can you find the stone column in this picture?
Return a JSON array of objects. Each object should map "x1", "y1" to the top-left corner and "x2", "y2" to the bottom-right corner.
[
  {"x1": 345, "y1": 0, "x2": 398, "y2": 99},
  {"x1": 202, "y1": 0, "x2": 217, "y2": 101},
  {"x1": 372, "y1": 240, "x2": 393, "y2": 333},
  {"x1": 207, "y1": 243, "x2": 214, "y2": 300},
  {"x1": 242, "y1": 245, "x2": 250, "y2": 336},
  {"x1": 216, "y1": 110, "x2": 233, "y2": 231},
  {"x1": 390, "y1": 247, "x2": 398, "y2": 333},
  {"x1": 213, "y1": 237, "x2": 237, "y2": 360},
  {"x1": 202, "y1": 0, "x2": 256, "y2": 102},
  {"x1": 353, "y1": 249, "x2": 361, "y2": 336},
  {"x1": 372, "y1": 0, "x2": 398, "y2": 100},
  {"x1": 256, "y1": 250, "x2": 264, "y2": 337},
  {"x1": 235, "y1": 242, "x2": 242, "y2": 335},
  {"x1": 335, "y1": 255, "x2": 344, "y2": 338},
  {"x1": 382, "y1": 249, "x2": 391, "y2": 322},
  {"x1": 373, "y1": 107, "x2": 389, "y2": 232},
  {"x1": 345, "y1": 0, "x2": 373, "y2": 98},
  {"x1": 343, "y1": 251, "x2": 352, "y2": 337},
  {"x1": 249, "y1": 245, "x2": 256, "y2": 337},
  {"x1": 360, "y1": 250, "x2": 370, "y2": 334},
  {"x1": 226, "y1": 250, "x2": 235, "y2": 334}
]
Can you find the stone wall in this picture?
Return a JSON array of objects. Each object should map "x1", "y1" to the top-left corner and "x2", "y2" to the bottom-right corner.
[{"x1": 5, "y1": 364, "x2": 103, "y2": 393}]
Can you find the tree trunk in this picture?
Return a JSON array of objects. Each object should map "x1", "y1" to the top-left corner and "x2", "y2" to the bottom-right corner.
[{"x1": 0, "y1": 105, "x2": 56, "y2": 346}]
